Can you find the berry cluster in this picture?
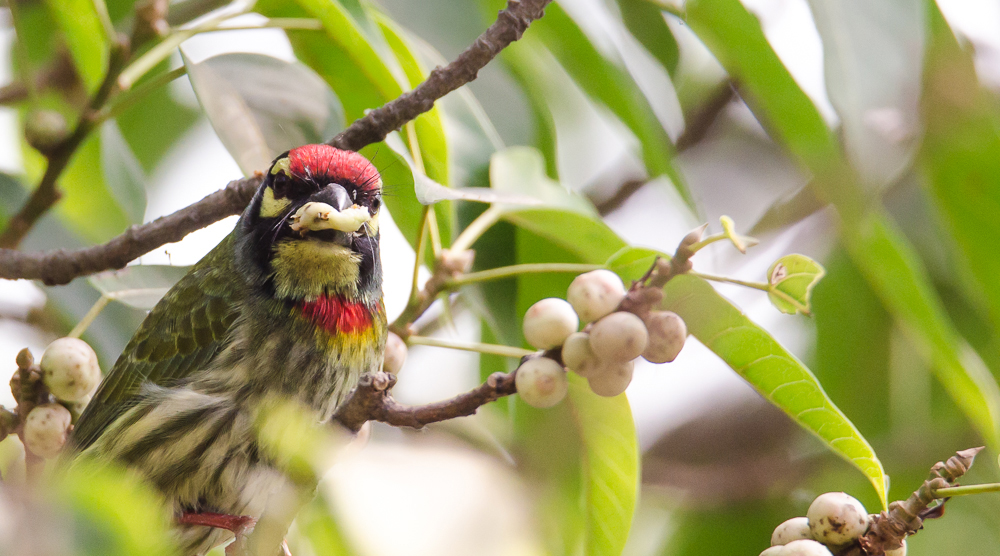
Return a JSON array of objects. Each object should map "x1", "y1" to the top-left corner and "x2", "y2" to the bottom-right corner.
[
  {"x1": 763, "y1": 492, "x2": 903, "y2": 556},
  {"x1": 16, "y1": 338, "x2": 101, "y2": 458},
  {"x1": 516, "y1": 270, "x2": 687, "y2": 408}
]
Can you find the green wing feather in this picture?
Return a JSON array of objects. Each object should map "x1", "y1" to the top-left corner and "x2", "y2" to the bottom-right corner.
[{"x1": 71, "y1": 234, "x2": 244, "y2": 451}]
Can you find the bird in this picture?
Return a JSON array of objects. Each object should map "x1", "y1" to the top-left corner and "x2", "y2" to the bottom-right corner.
[{"x1": 68, "y1": 144, "x2": 387, "y2": 556}]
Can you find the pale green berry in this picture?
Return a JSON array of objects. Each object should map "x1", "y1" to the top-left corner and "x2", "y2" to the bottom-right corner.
[
  {"x1": 523, "y1": 298, "x2": 579, "y2": 350},
  {"x1": 760, "y1": 547, "x2": 786, "y2": 556},
  {"x1": 642, "y1": 310, "x2": 687, "y2": 364},
  {"x1": 807, "y1": 492, "x2": 870, "y2": 547},
  {"x1": 567, "y1": 270, "x2": 626, "y2": 323},
  {"x1": 383, "y1": 332, "x2": 407, "y2": 374},
  {"x1": 771, "y1": 517, "x2": 812, "y2": 546},
  {"x1": 589, "y1": 312, "x2": 647, "y2": 362},
  {"x1": 587, "y1": 359, "x2": 634, "y2": 397},
  {"x1": 40, "y1": 337, "x2": 101, "y2": 402},
  {"x1": 515, "y1": 357, "x2": 568, "y2": 408},
  {"x1": 23, "y1": 403, "x2": 72, "y2": 459},
  {"x1": 561, "y1": 332, "x2": 594, "y2": 373},
  {"x1": 782, "y1": 539, "x2": 833, "y2": 556}
]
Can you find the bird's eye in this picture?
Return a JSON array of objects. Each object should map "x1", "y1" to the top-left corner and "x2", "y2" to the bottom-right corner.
[{"x1": 371, "y1": 195, "x2": 381, "y2": 212}]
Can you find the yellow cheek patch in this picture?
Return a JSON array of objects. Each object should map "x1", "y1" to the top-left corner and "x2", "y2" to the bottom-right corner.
[
  {"x1": 260, "y1": 187, "x2": 292, "y2": 218},
  {"x1": 270, "y1": 239, "x2": 362, "y2": 300}
]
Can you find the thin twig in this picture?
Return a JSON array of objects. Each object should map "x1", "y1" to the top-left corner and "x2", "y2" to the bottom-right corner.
[{"x1": 332, "y1": 371, "x2": 518, "y2": 433}]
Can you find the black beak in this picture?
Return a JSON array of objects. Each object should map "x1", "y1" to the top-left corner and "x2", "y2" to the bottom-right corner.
[{"x1": 311, "y1": 183, "x2": 352, "y2": 212}]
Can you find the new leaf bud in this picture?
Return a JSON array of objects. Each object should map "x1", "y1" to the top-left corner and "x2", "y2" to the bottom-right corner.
[
  {"x1": 807, "y1": 492, "x2": 870, "y2": 547},
  {"x1": 561, "y1": 332, "x2": 594, "y2": 374},
  {"x1": 523, "y1": 298, "x2": 579, "y2": 350},
  {"x1": 40, "y1": 337, "x2": 101, "y2": 402},
  {"x1": 642, "y1": 311, "x2": 687, "y2": 363},
  {"x1": 383, "y1": 332, "x2": 407, "y2": 374},
  {"x1": 589, "y1": 312, "x2": 647, "y2": 362},
  {"x1": 23, "y1": 403, "x2": 72, "y2": 459},
  {"x1": 771, "y1": 517, "x2": 812, "y2": 546},
  {"x1": 567, "y1": 270, "x2": 626, "y2": 323},
  {"x1": 587, "y1": 359, "x2": 634, "y2": 397},
  {"x1": 515, "y1": 357, "x2": 568, "y2": 408},
  {"x1": 782, "y1": 540, "x2": 833, "y2": 556}
]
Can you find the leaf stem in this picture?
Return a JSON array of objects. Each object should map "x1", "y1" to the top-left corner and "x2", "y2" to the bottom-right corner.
[
  {"x1": 92, "y1": 0, "x2": 117, "y2": 41},
  {"x1": 451, "y1": 206, "x2": 502, "y2": 252},
  {"x1": 933, "y1": 483, "x2": 1000, "y2": 498},
  {"x1": 68, "y1": 295, "x2": 111, "y2": 338},
  {"x1": 448, "y1": 263, "x2": 603, "y2": 287},
  {"x1": 688, "y1": 271, "x2": 770, "y2": 291},
  {"x1": 685, "y1": 233, "x2": 727, "y2": 254},
  {"x1": 407, "y1": 335, "x2": 534, "y2": 358}
]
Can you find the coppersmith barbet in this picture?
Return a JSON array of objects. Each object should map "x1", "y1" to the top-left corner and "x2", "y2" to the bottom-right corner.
[{"x1": 69, "y1": 145, "x2": 387, "y2": 555}]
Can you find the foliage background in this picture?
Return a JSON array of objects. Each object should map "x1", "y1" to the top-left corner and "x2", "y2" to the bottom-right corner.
[{"x1": 2, "y1": 0, "x2": 1000, "y2": 555}]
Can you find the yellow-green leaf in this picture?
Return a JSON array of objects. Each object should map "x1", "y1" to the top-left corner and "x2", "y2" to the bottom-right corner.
[
  {"x1": 42, "y1": 0, "x2": 109, "y2": 91},
  {"x1": 767, "y1": 254, "x2": 825, "y2": 315}
]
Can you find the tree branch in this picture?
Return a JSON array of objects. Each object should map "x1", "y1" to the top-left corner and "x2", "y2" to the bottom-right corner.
[
  {"x1": 0, "y1": 0, "x2": 552, "y2": 284},
  {"x1": 332, "y1": 370, "x2": 518, "y2": 433}
]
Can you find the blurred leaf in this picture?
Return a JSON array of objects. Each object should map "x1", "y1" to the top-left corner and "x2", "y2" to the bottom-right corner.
[
  {"x1": 749, "y1": 182, "x2": 826, "y2": 235},
  {"x1": 296, "y1": 492, "x2": 360, "y2": 556},
  {"x1": 528, "y1": 4, "x2": 691, "y2": 205},
  {"x1": 568, "y1": 377, "x2": 638, "y2": 556},
  {"x1": 615, "y1": 0, "x2": 679, "y2": 76},
  {"x1": 257, "y1": 0, "x2": 402, "y2": 122},
  {"x1": 686, "y1": 0, "x2": 1000, "y2": 449},
  {"x1": 42, "y1": 0, "x2": 109, "y2": 92},
  {"x1": 255, "y1": 399, "x2": 349, "y2": 487},
  {"x1": 501, "y1": 44, "x2": 560, "y2": 178},
  {"x1": 115, "y1": 62, "x2": 200, "y2": 173},
  {"x1": 807, "y1": 0, "x2": 924, "y2": 187},
  {"x1": 375, "y1": 13, "x2": 450, "y2": 186},
  {"x1": 88, "y1": 265, "x2": 190, "y2": 310},
  {"x1": 183, "y1": 52, "x2": 345, "y2": 176},
  {"x1": 662, "y1": 499, "x2": 795, "y2": 556},
  {"x1": 490, "y1": 147, "x2": 624, "y2": 261},
  {"x1": 57, "y1": 458, "x2": 175, "y2": 556},
  {"x1": 100, "y1": 121, "x2": 146, "y2": 224},
  {"x1": 766, "y1": 253, "x2": 825, "y2": 315},
  {"x1": 56, "y1": 133, "x2": 131, "y2": 243},
  {"x1": 920, "y1": 4, "x2": 1000, "y2": 334}
]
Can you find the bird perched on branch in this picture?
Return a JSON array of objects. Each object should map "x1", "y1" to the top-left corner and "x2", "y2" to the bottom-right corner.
[{"x1": 69, "y1": 145, "x2": 387, "y2": 555}]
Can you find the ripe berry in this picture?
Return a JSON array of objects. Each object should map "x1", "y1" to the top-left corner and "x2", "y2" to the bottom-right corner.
[
  {"x1": 40, "y1": 337, "x2": 101, "y2": 403},
  {"x1": 587, "y1": 360, "x2": 634, "y2": 397},
  {"x1": 589, "y1": 312, "x2": 647, "y2": 362},
  {"x1": 561, "y1": 332, "x2": 594, "y2": 374},
  {"x1": 567, "y1": 270, "x2": 626, "y2": 323},
  {"x1": 642, "y1": 311, "x2": 687, "y2": 363},
  {"x1": 782, "y1": 539, "x2": 833, "y2": 556},
  {"x1": 23, "y1": 403, "x2": 72, "y2": 459},
  {"x1": 523, "y1": 298, "x2": 579, "y2": 350},
  {"x1": 771, "y1": 517, "x2": 812, "y2": 546},
  {"x1": 807, "y1": 492, "x2": 870, "y2": 547},
  {"x1": 383, "y1": 332, "x2": 407, "y2": 374},
  {"x1": 515, "y1": 357, "x2": 568, "y2": 408}
]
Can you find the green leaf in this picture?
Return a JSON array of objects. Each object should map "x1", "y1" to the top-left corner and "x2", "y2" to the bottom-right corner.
[
  {"x1": 57, "y1": 458, "x2": 176, "y2": 556},
  {"x1": 567, "y1": 377, "x2": 639, "y2": 556},
  {"x1": 920, "y1": 4, "x2": 1000, "y2": 334},
  {"x1": 686, "y1": 0, "x2": 1000, "y2": 449},
  {"x1": 257, "y1": 0, "x2": 403, "y2": 122},
  {"x1": 42, "y1": 0, "x2": 109, "y2": 92},
  {"x1": 183, "y1": 52, "x2": 345, "y2": 175},
  {"x1": 88, "y1": 265, "x2": 190, "y2": 310},
  {"x1": 56, "y1": 133, "x2": 131, "y2": 243},
  {"x1": 528, "y1": 3, "x2": 691, "y2": 204},
  {"x1": 100, "y1": 121, "x2": 146, "y2": 224},
  {"x1": 490, "y1": 147, "x2": 625, "y2": 262},
  {"x1": 766, "y1": 254, "x2": 825, "y2": 315},
  {"x1": 607, "y1": 247, "x2": 888, "y2": 507},
  {"x1": 615, "y1": 0, "x2": 680, "y2": 76}
]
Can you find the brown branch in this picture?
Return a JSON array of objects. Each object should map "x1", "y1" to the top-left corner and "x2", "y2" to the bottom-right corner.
[
  {"x1": 0, "y1": 0, "x2": 552, "y2": 284},
  {"x1": 332, "y1": 370, "x2": 517, "y2": 433},
  {"x1": 327, "y1": 0, "x2": 552, "y2": 151},
  {"x1": 0, "y1": 177, "x2": 260, "y2": 285}
]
